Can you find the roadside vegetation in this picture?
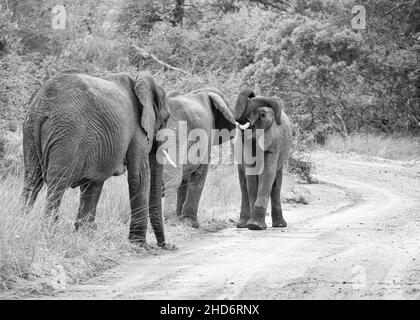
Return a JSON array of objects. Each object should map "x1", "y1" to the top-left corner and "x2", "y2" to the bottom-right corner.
[
  {"x1": 0, "y1": 0, "x2": 418, "y2": 295},
  {"x1": 322, "y1": 133, "x2": 420, "y2": 161}
]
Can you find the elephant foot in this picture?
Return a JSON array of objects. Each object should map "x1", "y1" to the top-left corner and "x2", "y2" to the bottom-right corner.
[
  {"x1": 132, "y1": 242, "x2": 177, "y2": 252},
  {"x1": 272, "y1": 216, "x2": 287, "y2": 228},
  {"x1": 247, "y1": 207, "x2": 267, "y2": 230},
  {"x1": 128, "y1": 233, "x2": 147, "y2": 247},
  {"x1": 158, "y1": 242, "x2": 177, "y2": 251},
  {"x1": 179, "y1": 216, "x2": 200, "y2": 228},
  {"x1": 272, "y1": 209, "x2": 287, "y2": 227},
  {"x1": 74, "y1": 221, "x2": 97, "y2": 231},
  {"x1": 138, "y1": 242, "x2": 152, "y2": 251},
  {"x1": 236, "y1": 217, "x2": 249, "y2": 228},
  {"x1": 246, "y1": 218, "x2": 267, "y2": 230}
]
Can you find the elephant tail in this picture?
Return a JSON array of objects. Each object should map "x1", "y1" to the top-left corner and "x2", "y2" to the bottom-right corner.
[
  {"x1": 22, "y1": 93, "x2": 46, "y2": 207},
  {"x1": 32, "y1": 115, "x2": 48, "y2": 180}
]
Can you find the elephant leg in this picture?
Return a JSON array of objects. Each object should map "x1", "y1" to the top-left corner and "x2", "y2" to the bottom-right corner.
[
  {"x1": 176, "y1": 175, "x2": 189, "y2": 217},
  {"x1": 271, "y1": 167, "x2": 287, "y2": 227},
  {"x1": 22, "y1": 163, "x2": 44, "y2": 211},
  {"x1": 247, "y1": 153, "x2": 278, "y2": 230},
  {"x1": 75, "y1": 181, "x2": 104, "y2": 231},
  {"x1": 149, "y1": 151, "x2": 168, "y2": 248},
  {"x1": 245, "y1": 173, "x2": 260, "y2": 229},
  {"x1": 127, "y1": 148, "x2": 150, "y2": 245},
  {"x1": 44, "y1": 183, "x2": 66, "y2": 223},
  {"x1": 237, "y1": 164, "x2": 251, "y2": 228},
  {"x1": 162, "y1": 164, "x2": 183, "y2": 219},
  {"x1": 180, "y1": 164, "x2": 208, "y2": 228}
]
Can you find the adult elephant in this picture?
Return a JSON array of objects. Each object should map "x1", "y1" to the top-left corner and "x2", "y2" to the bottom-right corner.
[
  {"x1": 234, "y1": 89, "x2": 292, "y2": 230},
  {"x1": 22, "y1": 70, "x2": 175, "y2": 248},
  {"x1": 162, "y1": 87, "x2": 236, "y2": 228}
]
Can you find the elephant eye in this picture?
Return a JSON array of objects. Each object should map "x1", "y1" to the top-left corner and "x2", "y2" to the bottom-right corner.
[{"x1": 260, "y1": 112, "x2": 266, "y2": 118}]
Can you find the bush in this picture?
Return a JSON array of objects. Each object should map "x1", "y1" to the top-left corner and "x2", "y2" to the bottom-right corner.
[
  {"x1": 59, "y1": 35, "x2": 130, "y2": 72},
  {"x1": 323, "y1": 133, "x2": 420, "y2": 161},
  {"x1": 242, "y1": 0, "x2": 420, "y2": 139},
  {"x1": 133, "y1": 6, "x2": 273, "y2": 74},
  {"x1": 287, "y1": 152, "x2": 317, "y2": 184}
]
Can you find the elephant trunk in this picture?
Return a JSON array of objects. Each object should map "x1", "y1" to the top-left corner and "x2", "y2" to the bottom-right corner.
[
  {"x1": 235, "y1": 89, "x2": 255, "y2": 122},
  {"x1": 149, "y1": 150, "x2": 166, "y2": 247}
]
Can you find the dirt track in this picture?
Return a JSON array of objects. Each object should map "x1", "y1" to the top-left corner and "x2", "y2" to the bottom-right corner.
[{"x1": 48, "y1": 152, "x2": 420, "y2": 299}]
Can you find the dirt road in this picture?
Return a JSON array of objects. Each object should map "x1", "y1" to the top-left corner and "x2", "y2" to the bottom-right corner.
[{"x1": 49, "y1": 152, "x2": 420, "y2": 299}]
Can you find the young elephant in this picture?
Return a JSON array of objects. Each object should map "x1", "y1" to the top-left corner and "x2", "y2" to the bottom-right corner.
[
  {"x1": 162, "y1": 88, "x2": 236, "y2": 228},
  {"x1": 22, "y1": 70, "x2": 175, "y2": 248},
  {"x1": 234, "y1": 89, "x2": 292, "y2": 230}
]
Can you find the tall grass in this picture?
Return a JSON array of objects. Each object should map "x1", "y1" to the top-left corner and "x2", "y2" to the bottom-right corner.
[
  {"x1": 0, "y1": 160, "x2": 247, "y2": 295},
  {"x1": 323, "y1": 133, "x2": 420, "y2": 161},
  {"x1": 0, "y1": 175, "x2": 134, "y2": 294}
]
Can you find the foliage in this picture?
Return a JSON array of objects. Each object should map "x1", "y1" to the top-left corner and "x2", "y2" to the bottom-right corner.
[
  {"x1": 288, "y1": 152, "x2": 317, "y2": 184},
  {"x1": 0, "y1": 4, "x2": 20, "y2": 54},
  {"x1": 323, "y1": 133, "x2": 420, "y2": 161},
  {"x1": 2, "y1": 0, "x2": 418, "y2": 137},
  {"x1": 128, "y1": 5, "x2": 271, "y2": 74},
  {"x1": 242, "y1": 0, "x2": 420, "y2": 140}
]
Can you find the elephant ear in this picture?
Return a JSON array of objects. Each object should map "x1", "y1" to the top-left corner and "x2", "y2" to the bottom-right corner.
[
  {"x1": 207, "y1": 91, "x2": 236, "y2": 130},
  {"x1": 262, "y1": 97, "x2": 282, "y2": 125},
  {"x1": 259, "y1": 122, "x2": 281, "y2": 154},
  {"x1": 235, "y1": 88, "x2": 256, "y2": 122},
  {"x1": 134, "y1": 73, "x2": 168, "y2": 150},
  {"x1": 258, "y1": 97, "x2": 283, "y2": 153}
]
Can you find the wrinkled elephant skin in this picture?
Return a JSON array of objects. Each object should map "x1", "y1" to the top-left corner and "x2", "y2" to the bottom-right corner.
[
  {"x1": 234, "y1": 89, "x2": 292, "y2": 230},
  {"x1": 22, "y1": 70, "x2": 173, "y2": 247}
]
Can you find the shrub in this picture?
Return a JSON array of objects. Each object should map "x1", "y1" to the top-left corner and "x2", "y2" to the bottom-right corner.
[
  {"x1": 323, "y1": 133, "x2": 420, "y2": 161},
  {"x1": 242, "y1": 0, "x2": 420, "y2": 138},
  {"x1": 137, "y1": 6, "x2": 273, "y2": 73},
  {"x1": 287, "y1": 152, "x2": 317, "y2": 184}
]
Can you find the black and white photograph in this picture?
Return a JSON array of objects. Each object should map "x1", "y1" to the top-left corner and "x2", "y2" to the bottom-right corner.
[{"x1": 0, "y1": 0, "x2": 419, "y2": 303}]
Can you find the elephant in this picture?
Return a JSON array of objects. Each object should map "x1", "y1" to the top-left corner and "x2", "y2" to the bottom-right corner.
[
  {"x1": 233, "y1": 89, "x2": 292, "y2": 230},
  {"x1": 22, "y1": 70, "x2": 176, "y2": 248},
  {"x1": 161, "y1": 87, "x2": 237, "y2": 228}
]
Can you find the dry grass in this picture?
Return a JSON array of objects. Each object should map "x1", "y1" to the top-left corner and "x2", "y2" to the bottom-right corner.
[
  {"x1": 0, "y1": 132, "x2": 300, "y2": 297},
  {"x1": 323, "y1": 133, "x2": 420, "y2": 161},
  {"x1": 0, "y1": 160, "x2": 298, "y2": 296},
  {"x1": 0, "y1": 160, "x2": 241, "y2": 296},
  {"x1": 0, "y1": 169, "x2": 235, "y2": 294},
  {"x1": 0, "y1": 175, "x2": 135, "y2": 295}
]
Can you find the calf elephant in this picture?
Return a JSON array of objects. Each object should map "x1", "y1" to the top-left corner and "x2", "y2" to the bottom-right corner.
[
  {"x1": 234, "y1": 89, "x2": 292, "y2": 230},
  {"x1": 162, "y1": 88, "x2": 236, "y2": 228},
  {"x1": 22, "y1": 70, "x2": 175, "y2": 248}
]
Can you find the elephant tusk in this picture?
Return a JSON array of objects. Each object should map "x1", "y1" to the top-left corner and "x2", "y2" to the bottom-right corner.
[
  {"x1": 232, "y1": 127, "x2": 240, "y2": 144},
  {"x1": 258, "y1": 134, "x2": 265, "y2": 151},
  {"x1": 162, "y1": 149, "x2": 177, "y2": 168},
  {"x1": 238, "y1": 122, "x2": 251, "y2": 130}
]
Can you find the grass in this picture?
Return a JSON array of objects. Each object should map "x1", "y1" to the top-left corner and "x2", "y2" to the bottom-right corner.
[
  {"x1": 0, "y1": 128, "x2": 301, "y2": 297},
  {"x1": 323, "y1": 133, "x2": 420, "y2": 161},
  {"x1": 0, "y1": 152, "x2": 299, "y2": 297},
  {"x1": 0, "y1": 160, "x2": 248, "y2": 296},
  {"x1": 0, "y1": 174, "x2": 134, "y2": 295}
]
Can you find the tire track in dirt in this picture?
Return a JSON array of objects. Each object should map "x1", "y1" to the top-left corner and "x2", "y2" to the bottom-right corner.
[{"x1": 42, "y1": 153, "x2": 420, "y2": 299}]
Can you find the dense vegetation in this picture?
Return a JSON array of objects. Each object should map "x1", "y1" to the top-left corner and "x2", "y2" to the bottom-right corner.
[{"x1": 1, "y1": 0, "x2": 419, "y2": 143}]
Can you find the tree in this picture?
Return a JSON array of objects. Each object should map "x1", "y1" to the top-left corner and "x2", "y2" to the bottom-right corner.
[{"x1": 172, "y1": 0, "x2": 185, "y2": 26}]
